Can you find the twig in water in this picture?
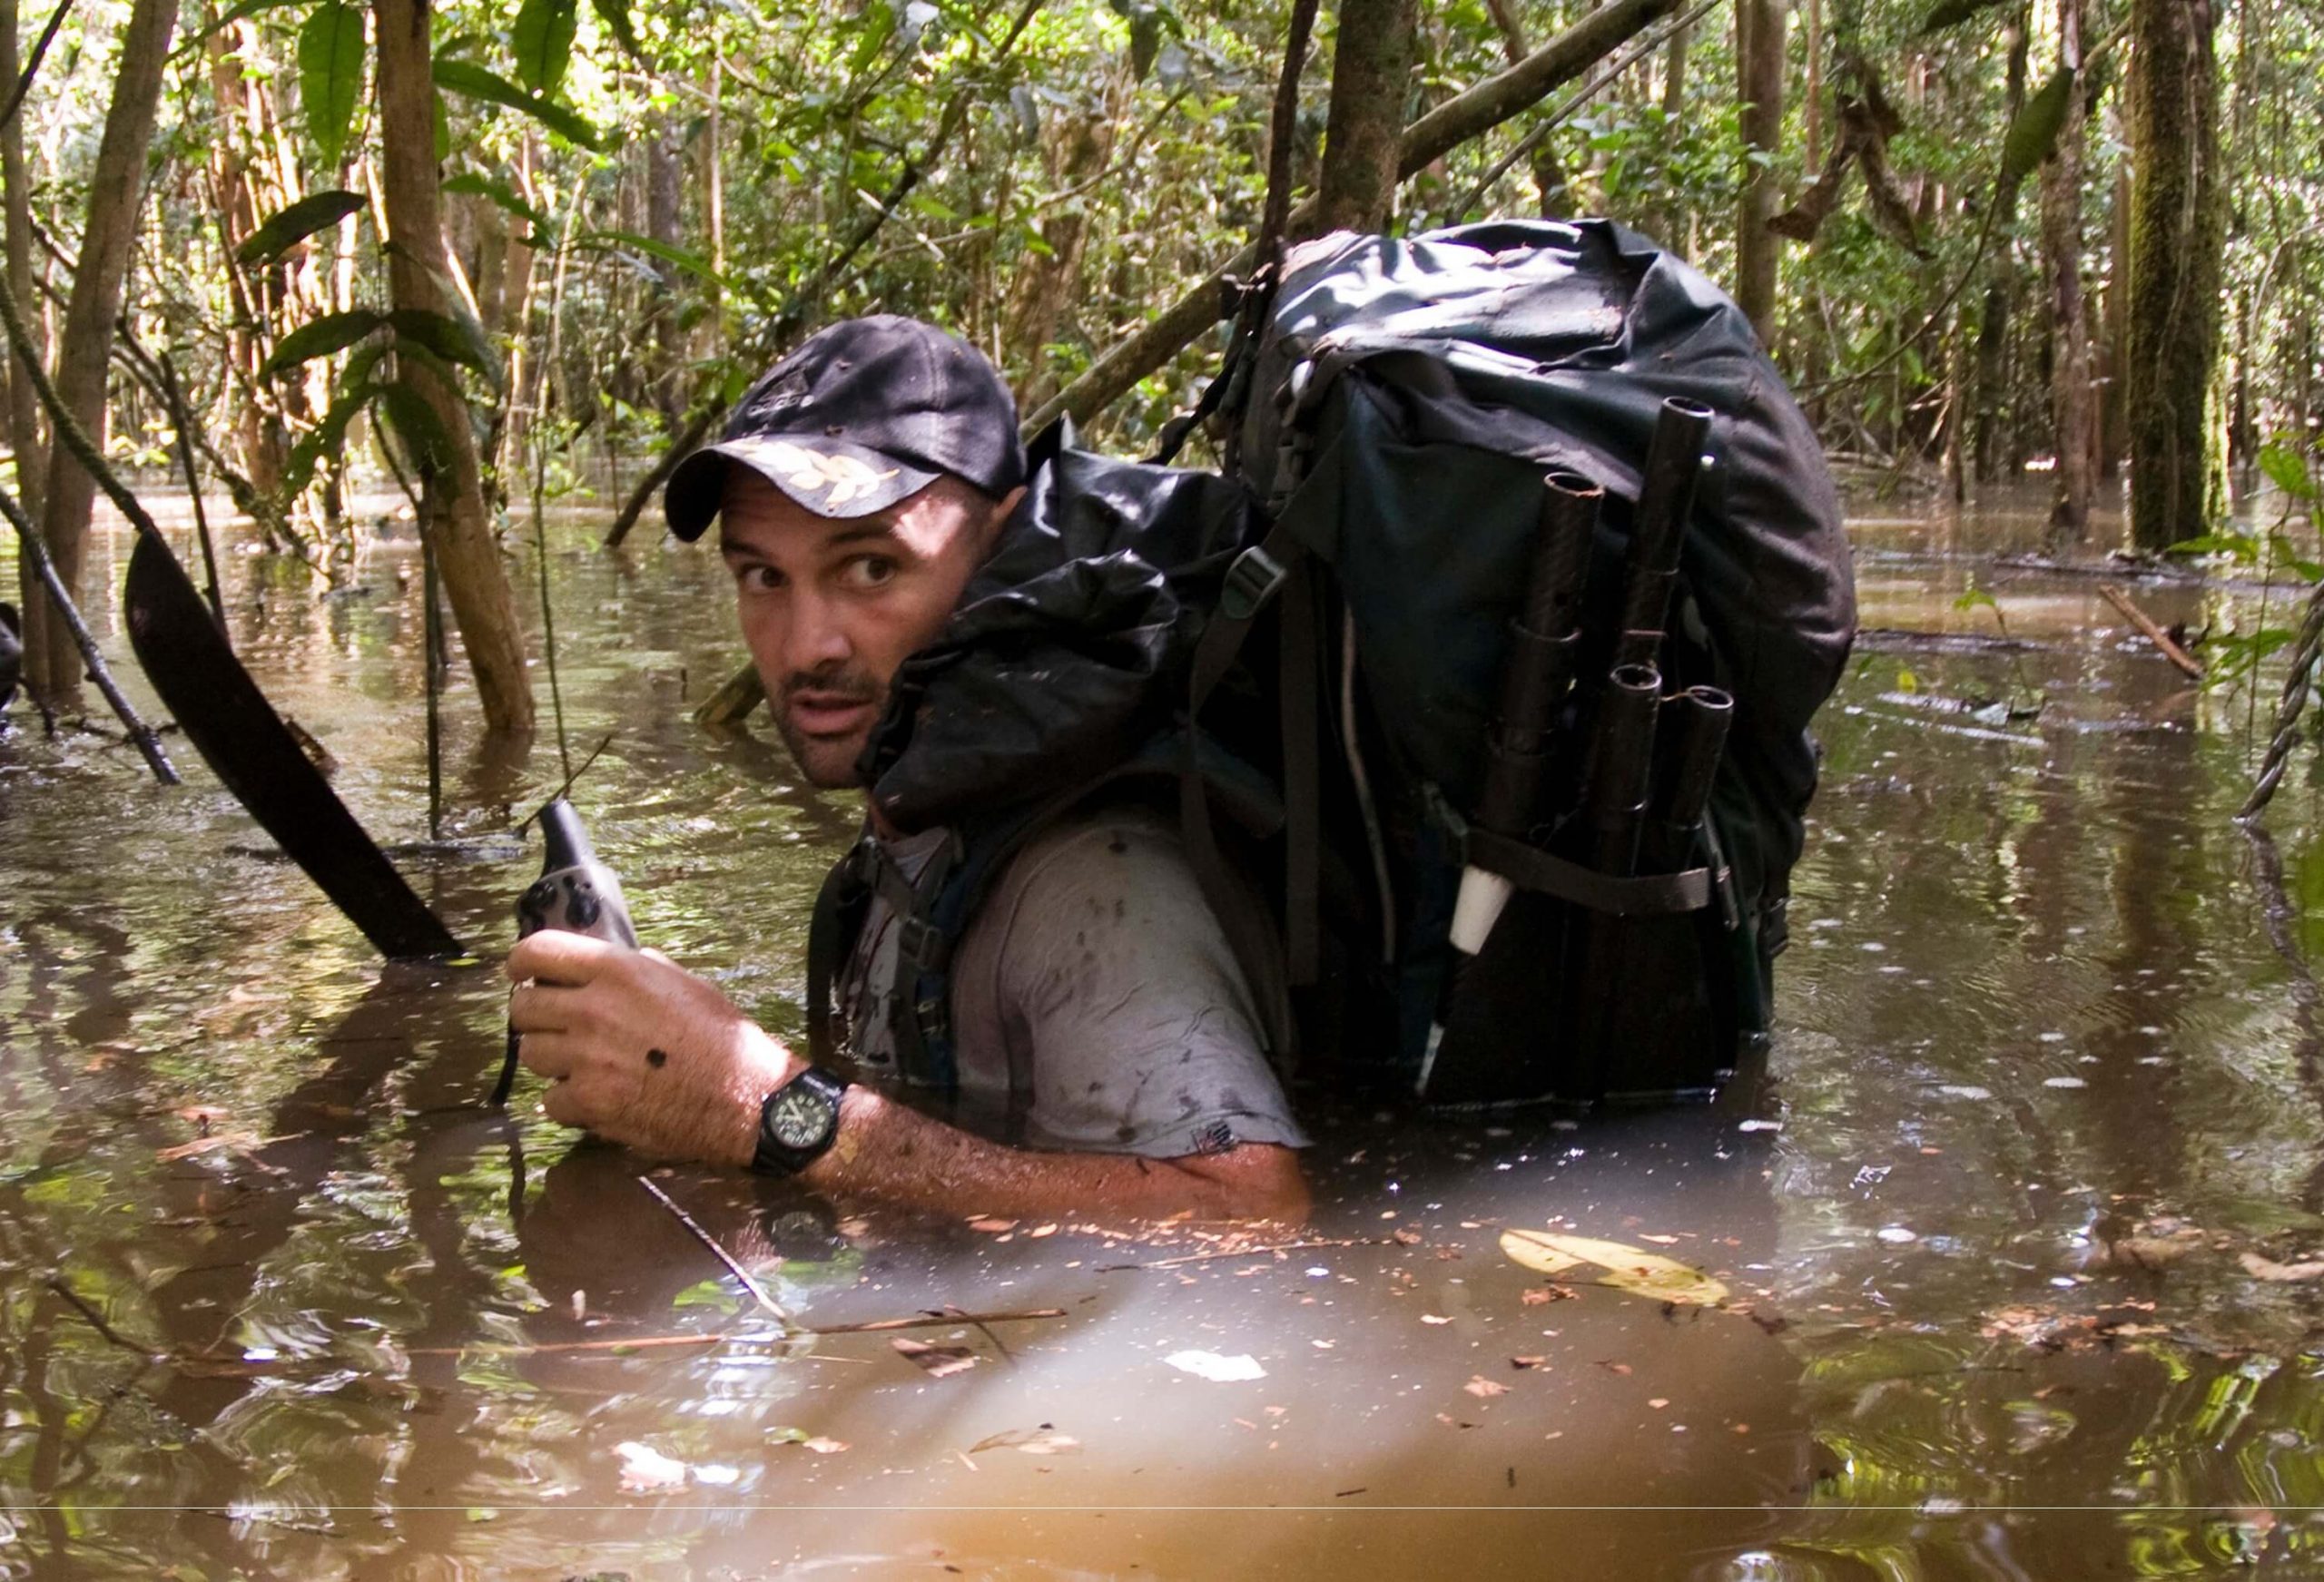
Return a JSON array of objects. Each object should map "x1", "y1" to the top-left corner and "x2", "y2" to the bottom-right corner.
[
  {"x1": 46, "y1": 1276, "x2": 161, "y2": 1361},
  {"x1": 1098, "y1": 1236, "x2": 1388, "y2": 1272},
  {"x1": 2099, "y1": 583, "x2": 2204, "y2": 679},
  {"x1": 0, "y1": 483, "x2": 179, "y2": 783},
  {"x1": 637, "y1": 1174, "x2": 799, "y2": 1332},
  {"x1": 391, "y1": 1306, "x2": 1068, "y2": 1356}
]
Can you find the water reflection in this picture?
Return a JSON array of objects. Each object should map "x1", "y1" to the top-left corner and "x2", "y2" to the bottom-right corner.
[{"x1": 6, "y1": 487, "x2": 2324, "y2": 1575}]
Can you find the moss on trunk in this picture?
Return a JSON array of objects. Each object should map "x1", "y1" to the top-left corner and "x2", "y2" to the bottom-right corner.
[{"x1": 2125, "y1": 0, "x2": 2224, "y2": 552}]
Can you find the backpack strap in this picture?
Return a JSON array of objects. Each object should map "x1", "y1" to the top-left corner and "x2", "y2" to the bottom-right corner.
[
  {"x1": 1180, "y1": 513, "x2": 1322, "y2": 1056},
  {"x1": 1464, "y1": 827, "x2": 1717, "y2": 918},
  {"x1": 803, "y1": 841, "x2": 871, "y2": 1064}
]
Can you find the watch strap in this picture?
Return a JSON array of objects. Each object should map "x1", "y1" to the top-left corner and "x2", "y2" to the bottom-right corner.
[{"x1": 751, "y1": 1065, "x2": 852, "y2": 1176}]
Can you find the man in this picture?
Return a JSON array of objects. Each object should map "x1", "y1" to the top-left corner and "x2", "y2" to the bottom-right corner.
[{"x1": 506, "y1": 318, "x2": 1309, "y2": 1223}]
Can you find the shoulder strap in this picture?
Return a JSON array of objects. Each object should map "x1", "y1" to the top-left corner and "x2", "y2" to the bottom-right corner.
[{"x1": 804, "y1": 840, "x2": 872, "y2": 1064}]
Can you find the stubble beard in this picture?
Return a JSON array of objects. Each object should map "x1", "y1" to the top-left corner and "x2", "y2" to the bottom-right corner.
[{"x1": 772, "y1": 666, "x2": 886, "y2": 790}]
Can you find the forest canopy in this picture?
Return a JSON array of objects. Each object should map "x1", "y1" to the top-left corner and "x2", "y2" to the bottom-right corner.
[{"x1": 0, "y1": 0, "x2": 2298, "y2": 728}]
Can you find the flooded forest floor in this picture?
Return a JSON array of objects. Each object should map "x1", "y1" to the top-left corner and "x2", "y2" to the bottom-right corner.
[{"x1": 8, "y1": 481, "x2": 2324, "y2": 1578}]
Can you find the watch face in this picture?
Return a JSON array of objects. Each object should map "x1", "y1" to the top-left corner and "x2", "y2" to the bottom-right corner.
[{"x1": 769, "y1": 1082, "x2": 834, "y2": 1149}]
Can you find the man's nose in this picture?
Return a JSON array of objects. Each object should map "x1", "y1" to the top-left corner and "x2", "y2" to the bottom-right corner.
[{"x1": 784, "y1": 588, "x2": 853, "y2": 674}]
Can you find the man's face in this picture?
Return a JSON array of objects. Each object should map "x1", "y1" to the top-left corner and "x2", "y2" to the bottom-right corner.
[{"x1": 718, "y1": 467, "x2": 1016, "y2": 789}]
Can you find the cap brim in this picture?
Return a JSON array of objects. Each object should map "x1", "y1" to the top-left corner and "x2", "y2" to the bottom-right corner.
[{"x1": 665, "y1": 435, "x2": 941, "y2": 541}]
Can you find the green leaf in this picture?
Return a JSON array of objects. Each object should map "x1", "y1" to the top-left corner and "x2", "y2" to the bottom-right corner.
[
  {"x1": 2265, "y1": 535, "x2": 2324, "y2": 584},
  {"x1": 576, "y1": 230, "x2": 731, "y2": 290},
  {"x1": 281, "y1": 385, "x2": 374, "y2": 497},
  {"x1": 1917, "y1": 0, "x2": 2008, "y2": 31},
  {"x1": 236, "y1": 190, "x2": 364, "y2": 268},
  {"x1": 389, "y1": 308, "x2": 500, "y2": 384},
  {"x1": 263, "y1": 310, "x2": 386, "y2": 377},
  {"x1": 2001, "y1": 68, "x2": 2074, "y2": 187},
  {"x1": 1953, "y1": 586, "x2": 2000, "y2": 614},
  {"x1": 433, "y1": 59, "x2": 605, "y2": 152},
  {"x1": 1896, "y1": 666, "x2": 1920, "y2": 693},
  {"x1": 299, "y1": 1, "x2": 368, "y2": 168},
  {"x1": 442, "y1": 172, "x2": 552, "y2": 235},
  {"x1": 589, "y1": 0, "x2": 647, "y2": 63},
  {"x1": 2259, "y1": 442, "x2": 2315, "y2": 501},
  {"x1": 2166, "y1": 531, "x2": 2259, "y2": 560},
  {"x1": 511, "y1": 0, "x2": 578, "y2": 96},
  {"x1": 378, "y1": 381, "x2": 457, "y2": 473},
  {"x1": 847, "y1": 1, "x2": 896, "y2": 73},
  {"x1": 335, "y1": 338, "x2": 392, "y2": 398}
]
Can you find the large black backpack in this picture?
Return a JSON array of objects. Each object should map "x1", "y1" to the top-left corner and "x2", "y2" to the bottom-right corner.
[{"x1": 810, "y1": 219, "x2": 1856, "y2": 1110}]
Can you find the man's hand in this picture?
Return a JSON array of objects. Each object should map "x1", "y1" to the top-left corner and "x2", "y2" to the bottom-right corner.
[{"x1": 506, "y1": 932, "x2": 793, "y2": 1168}]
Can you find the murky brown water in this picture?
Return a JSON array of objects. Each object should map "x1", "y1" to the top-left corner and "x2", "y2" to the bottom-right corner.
[{"x1": 7, "y1": 480, "x2": 2324, "y2": 1577}]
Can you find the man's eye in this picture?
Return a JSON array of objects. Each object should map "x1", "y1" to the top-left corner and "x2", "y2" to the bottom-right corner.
[
  {"x1": 843, "y1": 555, "x2": 900, "y2": 590},
  {"x1": 734, "y1": 565, "x2": 784, "y2": 592}
]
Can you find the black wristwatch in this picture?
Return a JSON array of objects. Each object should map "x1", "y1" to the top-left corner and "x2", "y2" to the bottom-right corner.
[{"x1": 750, "y1": 1066, "x2": 852, "y2": 1175}]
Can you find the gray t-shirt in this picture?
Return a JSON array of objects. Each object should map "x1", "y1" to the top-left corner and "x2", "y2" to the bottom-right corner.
[{"x1": 835, "y1": 810, "x2": 1310, "y2": 1158}]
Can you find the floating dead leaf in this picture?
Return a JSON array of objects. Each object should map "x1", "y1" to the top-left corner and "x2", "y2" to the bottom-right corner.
[
  {"x1": 1420, "y1": 1313, "x2": 1454, "y2": 1325},
  {"x1": 173, "y1": 1105, "x2": 230, "y2": 1130},
  {"x1": 2108, "y1": 1228, "x2": 2206, "y2": 1271},
  {"x1": 1596, "y1": 1361, "x2": 1633, "y2": 1376},
  {"x1": 799, "y1": 1437, "x2": 848, "y2": 1455},
  {"x1": 1392, "y1": 1228, "x2": 1423, "y2": 1246},
  {"x1": 1463, "y1": 1376, "x2": 1509, "y2": 1399},
  {"x1": 615, "y1": 1440, "x2": 689, "y2": 1493},
  {"x1": 1164, "y1": 1350, "x2": 1266, "y2": 1382},
  {"x1": 1498, "y1": 1229, "x2": 1587, "y2": 1278},
  {"x1": 156, "y1": 1134, "x2": 261, "y2": 1163},
  {"x1": 1510, "y1": 1355, "x2": 1548, "y2": 1370},
  {"x1": 1648, "y1": 1397, "x2": 1670, "y2": 1409},
  {"x1": 966, "y1": 1217, "x2": 1018, "y2": 1234},
  {"x1": 1640, "y1": 1234, "x2": 1681, "y2": 1245},
  {"x1": 892, "y1": 1337, "x2": 979, "y2": 1378},
  {"x1": 2240, "y1": 1251, "x2": 2324, "y2": 1282},
  {"x1": 969, "y1": 1426, "x2": 1081, "y2": 1455},
  {"x1": 1028, "y1": 1223, "x2": 1059, "y2": 1238},
  {"x1": 1521, "y1": 1285, "x2": 1576, "y2": 1307},
  {"x1": 1498, "y1": 1231, "x2": 1728, "y2": 1306}
]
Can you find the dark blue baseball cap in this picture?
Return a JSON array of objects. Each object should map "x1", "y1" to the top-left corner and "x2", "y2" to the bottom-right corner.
[{"x1": 665, "y1": 316, "x2": 1026, "y2": 540}]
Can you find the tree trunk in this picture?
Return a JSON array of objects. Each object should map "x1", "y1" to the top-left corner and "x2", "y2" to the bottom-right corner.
[
  {"x1": 3, "y1": 0, "x2": 46, "y2": 647},
  {"x1": 1005, "y1": 100, "x2": 1119, "y2": 410},
  {"x1": 1306, "y1": 0, "x2": 1419, "y2": 236},
  {"x1": 2098, "y1": 124, "x2": 2129, "y2": 479},
  {"x1": 1734, "y1": 0, "x2": 1785, "y2": 341},
  {"x1": 25, "y1": 0, "x2": 174, "y2": 709},
  {"x1": 1973, "y1": 17, "x2": 2031, "y2": 484},
  {"x1": 374, "y1": 0, "x2": 535, "y2": 733},
  {"x1": 645, "y1": 120, "x2": 684, "y2": 432},
  {"x1": 2125, "y1": 0, "x2": 2224, "y2": 552},
  {"x1": 1483, "y1": 0, "x2": 1570, "y2": 212},
  {"x1": 2039, "y1": 0, "x2": 2092, "y2": 540}
]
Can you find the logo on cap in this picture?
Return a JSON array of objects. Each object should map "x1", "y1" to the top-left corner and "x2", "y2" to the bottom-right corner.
[{"x1": 759, "y1": 440, "x2": 901, "y2": 509}]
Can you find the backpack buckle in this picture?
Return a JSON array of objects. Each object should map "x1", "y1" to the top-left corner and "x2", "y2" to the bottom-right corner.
[
  {"x1": 895, "y1": 916, "x2": 950, "y2": 974},
  {"x1": 1219, "y1": 545, "x2": 1288, "y2": 622}
]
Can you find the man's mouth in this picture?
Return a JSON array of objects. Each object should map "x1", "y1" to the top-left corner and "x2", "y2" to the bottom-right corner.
[{"x1": 784, "y1": 690, "x2": 879, "y2": 737}]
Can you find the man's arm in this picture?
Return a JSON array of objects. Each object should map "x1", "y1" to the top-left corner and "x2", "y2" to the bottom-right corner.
[{"x1": 505, "y1": 932, "x2": 1309, "y2": 1224}]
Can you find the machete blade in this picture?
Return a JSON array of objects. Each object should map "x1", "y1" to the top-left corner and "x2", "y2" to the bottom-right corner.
[{"x1": 123, "y1": 532, "x2": 464, "y2": 959}]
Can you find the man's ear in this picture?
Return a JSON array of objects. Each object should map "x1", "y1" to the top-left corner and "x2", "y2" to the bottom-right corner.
[{"x1": 980, "y1": 485, "x2": 1027, "y2": 552}]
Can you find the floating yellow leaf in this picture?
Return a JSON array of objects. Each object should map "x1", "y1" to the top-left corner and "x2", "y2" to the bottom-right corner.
[{"x1": 1498, "y1": 1230, "x2": 1728, "y2": 1306}]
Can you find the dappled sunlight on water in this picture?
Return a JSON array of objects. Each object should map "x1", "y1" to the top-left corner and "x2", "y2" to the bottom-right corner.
[{"x1": 7, "y1": 486, "x2": 2324, "y2": 1575}]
